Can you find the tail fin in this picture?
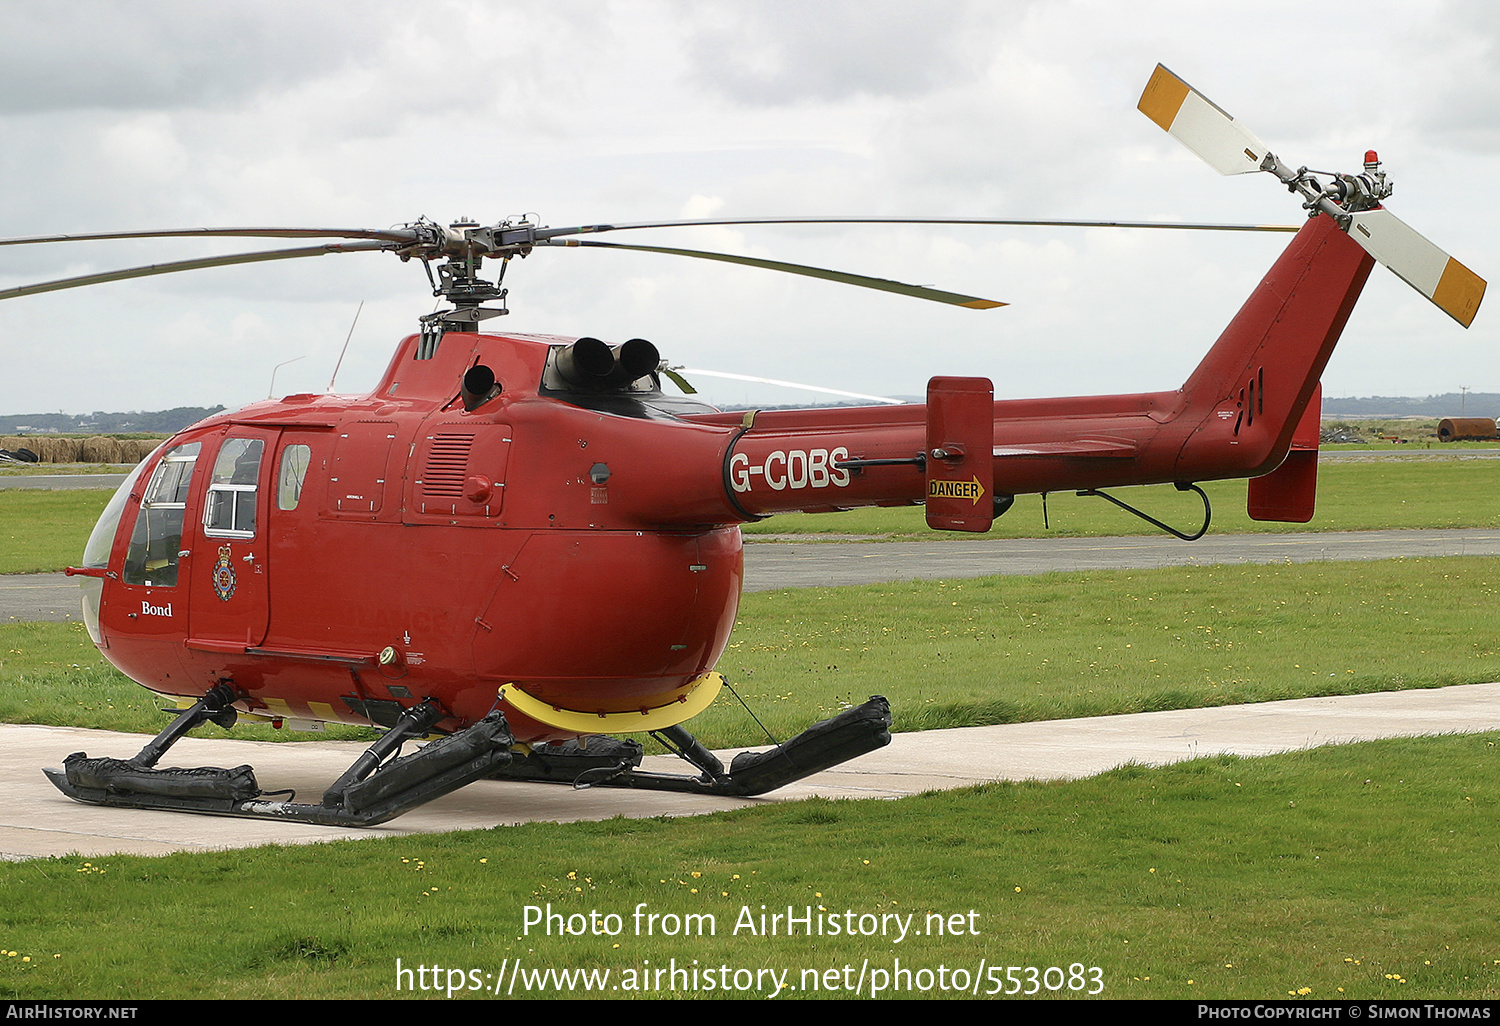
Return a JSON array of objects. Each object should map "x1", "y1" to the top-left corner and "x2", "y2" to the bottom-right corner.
[
  {"x1": 1246, "y1": 383, "x2": 1320, "y2": 522},
  {"x1": 1173, "y1": 213, "x2": 1372, "y2": 483}
]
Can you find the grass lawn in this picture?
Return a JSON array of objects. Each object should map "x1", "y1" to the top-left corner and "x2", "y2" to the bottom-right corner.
[
  {"x1": 6, "y1": 556, "x2": 1498, "y2": 749},
  {"x1": 1, "y1": 732, "x2": 1497, "y2": 999},
  {"x1": 3, "y1": 455, "x2": 1499, "y2": 1001},
  {"x1": 5, "y1": 455, "x2": 1500, "y2": 576},
  {"x1": 0, "y1": 490, "x2": 113, "y2": 574},
  {"x1": 744, "y1": 458, "x2": 1500, "y2": 539}
]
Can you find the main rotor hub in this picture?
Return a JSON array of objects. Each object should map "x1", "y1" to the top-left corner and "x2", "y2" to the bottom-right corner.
[{"x1": 406, "y1": 216, "x2": 546, "y2": 355}]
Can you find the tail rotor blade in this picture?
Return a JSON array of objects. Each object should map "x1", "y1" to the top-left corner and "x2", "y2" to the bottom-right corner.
[
  {"x1": 1139, "y1": 63, "x2": 1485, "y2": 327},
  {"x1": 1138, "y1": 64, "x2": 1270, "y2": 176},
  {"x1": 1347, "y1": 209, "x2": 1487, "y2": 327}
]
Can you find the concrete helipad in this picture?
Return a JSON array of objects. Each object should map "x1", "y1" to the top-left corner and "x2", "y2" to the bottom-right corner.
[{"x1": 5, "y1": 681, "x2": 1498, "y2": 860}]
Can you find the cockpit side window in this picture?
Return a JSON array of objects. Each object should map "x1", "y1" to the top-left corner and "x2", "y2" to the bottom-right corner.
[
  {"x1": 277, "y1": 444, "x2": 311, "y2": 510},
  {"x1": 204, "y1": 437, "x2": 264, "y2": 538},
  {"x1": 122, "y1": 441, "x2": 201, "y2": 587}
]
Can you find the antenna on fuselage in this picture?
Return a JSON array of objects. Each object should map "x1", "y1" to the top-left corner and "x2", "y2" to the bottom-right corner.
[
  {"x1": 326, "y1": 300, "x2": 364, "y2": 392},
  {"x1": 268, "y1": 355, "x2": 306, "y2": 399}
]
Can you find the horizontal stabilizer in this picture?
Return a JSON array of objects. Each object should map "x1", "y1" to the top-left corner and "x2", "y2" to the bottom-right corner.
[{"x1": 926, "y1": 377, "x2": 995, "y2": 532}]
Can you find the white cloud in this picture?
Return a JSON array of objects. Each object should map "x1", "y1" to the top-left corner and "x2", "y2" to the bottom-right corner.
[{"x1": 0, "y1": 0, "x2": 1493, "y2": 414}]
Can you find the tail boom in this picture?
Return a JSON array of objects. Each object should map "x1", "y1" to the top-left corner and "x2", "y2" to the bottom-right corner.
[{"x1": 693, "y1": 214, "x2": 1374, "y2": 525}]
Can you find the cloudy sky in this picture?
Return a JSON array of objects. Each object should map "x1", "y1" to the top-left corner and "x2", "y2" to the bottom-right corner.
[{"x1": 0, "y1": 0, "x2": 1495, "y2": 415}]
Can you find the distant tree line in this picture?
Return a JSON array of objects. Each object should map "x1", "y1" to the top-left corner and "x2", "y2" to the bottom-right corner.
[
  {"x1": 1, "y1": 397, "x2": 1494, "y2": 430},
  {"x1": 1323, "y1": 393, "x2": 1500, "y2": 418},
  {"x1": 0, "y1": 406, "x2": 224, "y2": 435},
  {"x1": 725, "y1": 395, "x2": 1500, "y2": 418}
]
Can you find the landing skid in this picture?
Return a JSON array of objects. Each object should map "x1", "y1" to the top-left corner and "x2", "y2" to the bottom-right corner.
[
  {"x1": 46, "y1": 694, "x2": 516, "y2": 827},
  {"x1": 495, "y1": 696, "x2": 891, "y2": 797},
  {"x1": 43, "y1": 691, "x2": 891, "y2": 826}
]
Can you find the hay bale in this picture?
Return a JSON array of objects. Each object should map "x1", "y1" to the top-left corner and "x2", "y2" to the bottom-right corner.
[
  {"x1": 32, "y1": 437, "x2": 77, "y2": 463},
  {"x1": 120, "y1": 439, "x2": 158, "y2": 463},
  {"x1": 78, "y1": 436, "x2": 124, "y2": 463},
  {"x1": 0, "y1": 436, "x2": 42, "y2": 463}
]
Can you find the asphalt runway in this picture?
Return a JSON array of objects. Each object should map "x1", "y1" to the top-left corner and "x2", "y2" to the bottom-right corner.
[
  {"x1": 0, "y1": 473, "x2": 128, "y2": 490},
  {"x1": 742, "y1": 527, "x2": 1500, "y2": 591},
  {"x1": 9, "y1": 527, "x2": 1500, "y2": 621}
]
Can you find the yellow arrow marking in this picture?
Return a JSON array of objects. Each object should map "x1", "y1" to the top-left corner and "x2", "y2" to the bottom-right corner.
[{"x1": 927, "y1": 477, "x2": 985, "y2": 505}]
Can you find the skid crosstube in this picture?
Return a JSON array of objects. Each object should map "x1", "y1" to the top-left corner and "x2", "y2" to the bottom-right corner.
[
  {"x1": 494, "y1": 695, "x2": 891, "y2": 797},
  {"x1": 42, "y1": 695, "x2": 892, "y2": 826},
  {"x1": 46, "y1": 706, "x2": 517, "y2": 827}
]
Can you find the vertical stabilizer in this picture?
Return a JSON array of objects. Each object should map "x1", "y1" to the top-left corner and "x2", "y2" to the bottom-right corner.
[
  {"x1": 1173, "y1": 214, "x2": 1372, "y2": 482},
  {"x1": 1247, "y1": 383, "x2": 1321, "y2": 522}
]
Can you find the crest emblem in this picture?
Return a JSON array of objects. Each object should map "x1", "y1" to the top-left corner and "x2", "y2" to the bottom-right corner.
[{"x1": 212, "y1": 544, "x2": 237, "y2": 602}]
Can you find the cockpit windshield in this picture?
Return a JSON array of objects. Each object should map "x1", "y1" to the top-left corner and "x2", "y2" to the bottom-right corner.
[
  {"x1": 82, "y1": 449, "x2": 156, "y2": 571},
  {"x1": 122, "y1": 441, "x2": 201, "y2": 587}
]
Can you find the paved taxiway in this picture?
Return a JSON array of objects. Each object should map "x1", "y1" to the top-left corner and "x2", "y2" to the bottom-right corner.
[
  {"x1": 8, "y1": 528, "x2": 1500, "y2": 622},
  {"x1": 742, "y1": 527, "x2": 1500, "y2": 590},
  {"x1": 3, "y1": 526, "x2": 1499, "y2": 859},
  {"x1": 0, "y1": 473, "x2": 128, "y2": 490},
  {"x1": 5, "y1": 683, "x2": 1499, "y2": 860}
]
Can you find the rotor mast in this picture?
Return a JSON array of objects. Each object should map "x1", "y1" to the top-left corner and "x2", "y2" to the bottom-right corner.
[{"x1": 404, "y1": 215, "x2": 543, "y2": 357}]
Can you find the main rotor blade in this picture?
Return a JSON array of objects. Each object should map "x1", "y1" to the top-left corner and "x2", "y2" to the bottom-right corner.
[
  {"x1": 0, "y1": 240, "x2": 390, "y2": 301},
  {"x1": 679, "y1": 368, "x2": 905, "y2": 405},
  {"x1": 0, "y1": 227, "x2": 418, "y2": 247},
  {"x1": 1138, "y1": 64, "x2": 1271, "y2": 176},
  {"x1": 1346, "y1": 209, "x2": 1486, "y2": 328},
  {"x1": 659, "y1": 366, "x2": 698, "y2": 395},
  {"x1": 542, "y1": 238, "x2": 1004, "y2": 309},
  {"x1": 535, "y1": 216, "x2": 1296, "y2": 240}
]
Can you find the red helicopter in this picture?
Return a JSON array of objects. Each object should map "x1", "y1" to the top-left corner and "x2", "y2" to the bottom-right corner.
[{"x1": 4, "y1": 66, "x2": 1484, "y2": 826}]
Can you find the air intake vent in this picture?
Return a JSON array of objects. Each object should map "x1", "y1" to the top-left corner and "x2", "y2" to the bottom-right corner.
[{"x1": 420, "y1": 432, "x2": 474, "y2": 498}]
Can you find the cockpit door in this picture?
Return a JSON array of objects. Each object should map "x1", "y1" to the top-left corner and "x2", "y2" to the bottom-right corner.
[
  {"x1": 92, "y1": 440, "x2": 200, "y2": 652},
  {"x1": 186, "y1": 427, "x2": 279, "y2": 650}
]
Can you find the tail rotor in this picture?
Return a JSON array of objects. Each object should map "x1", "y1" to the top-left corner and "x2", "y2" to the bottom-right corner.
[{"x1": 1139, "y1": 64, "x2": 1485, "y2": 327}]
